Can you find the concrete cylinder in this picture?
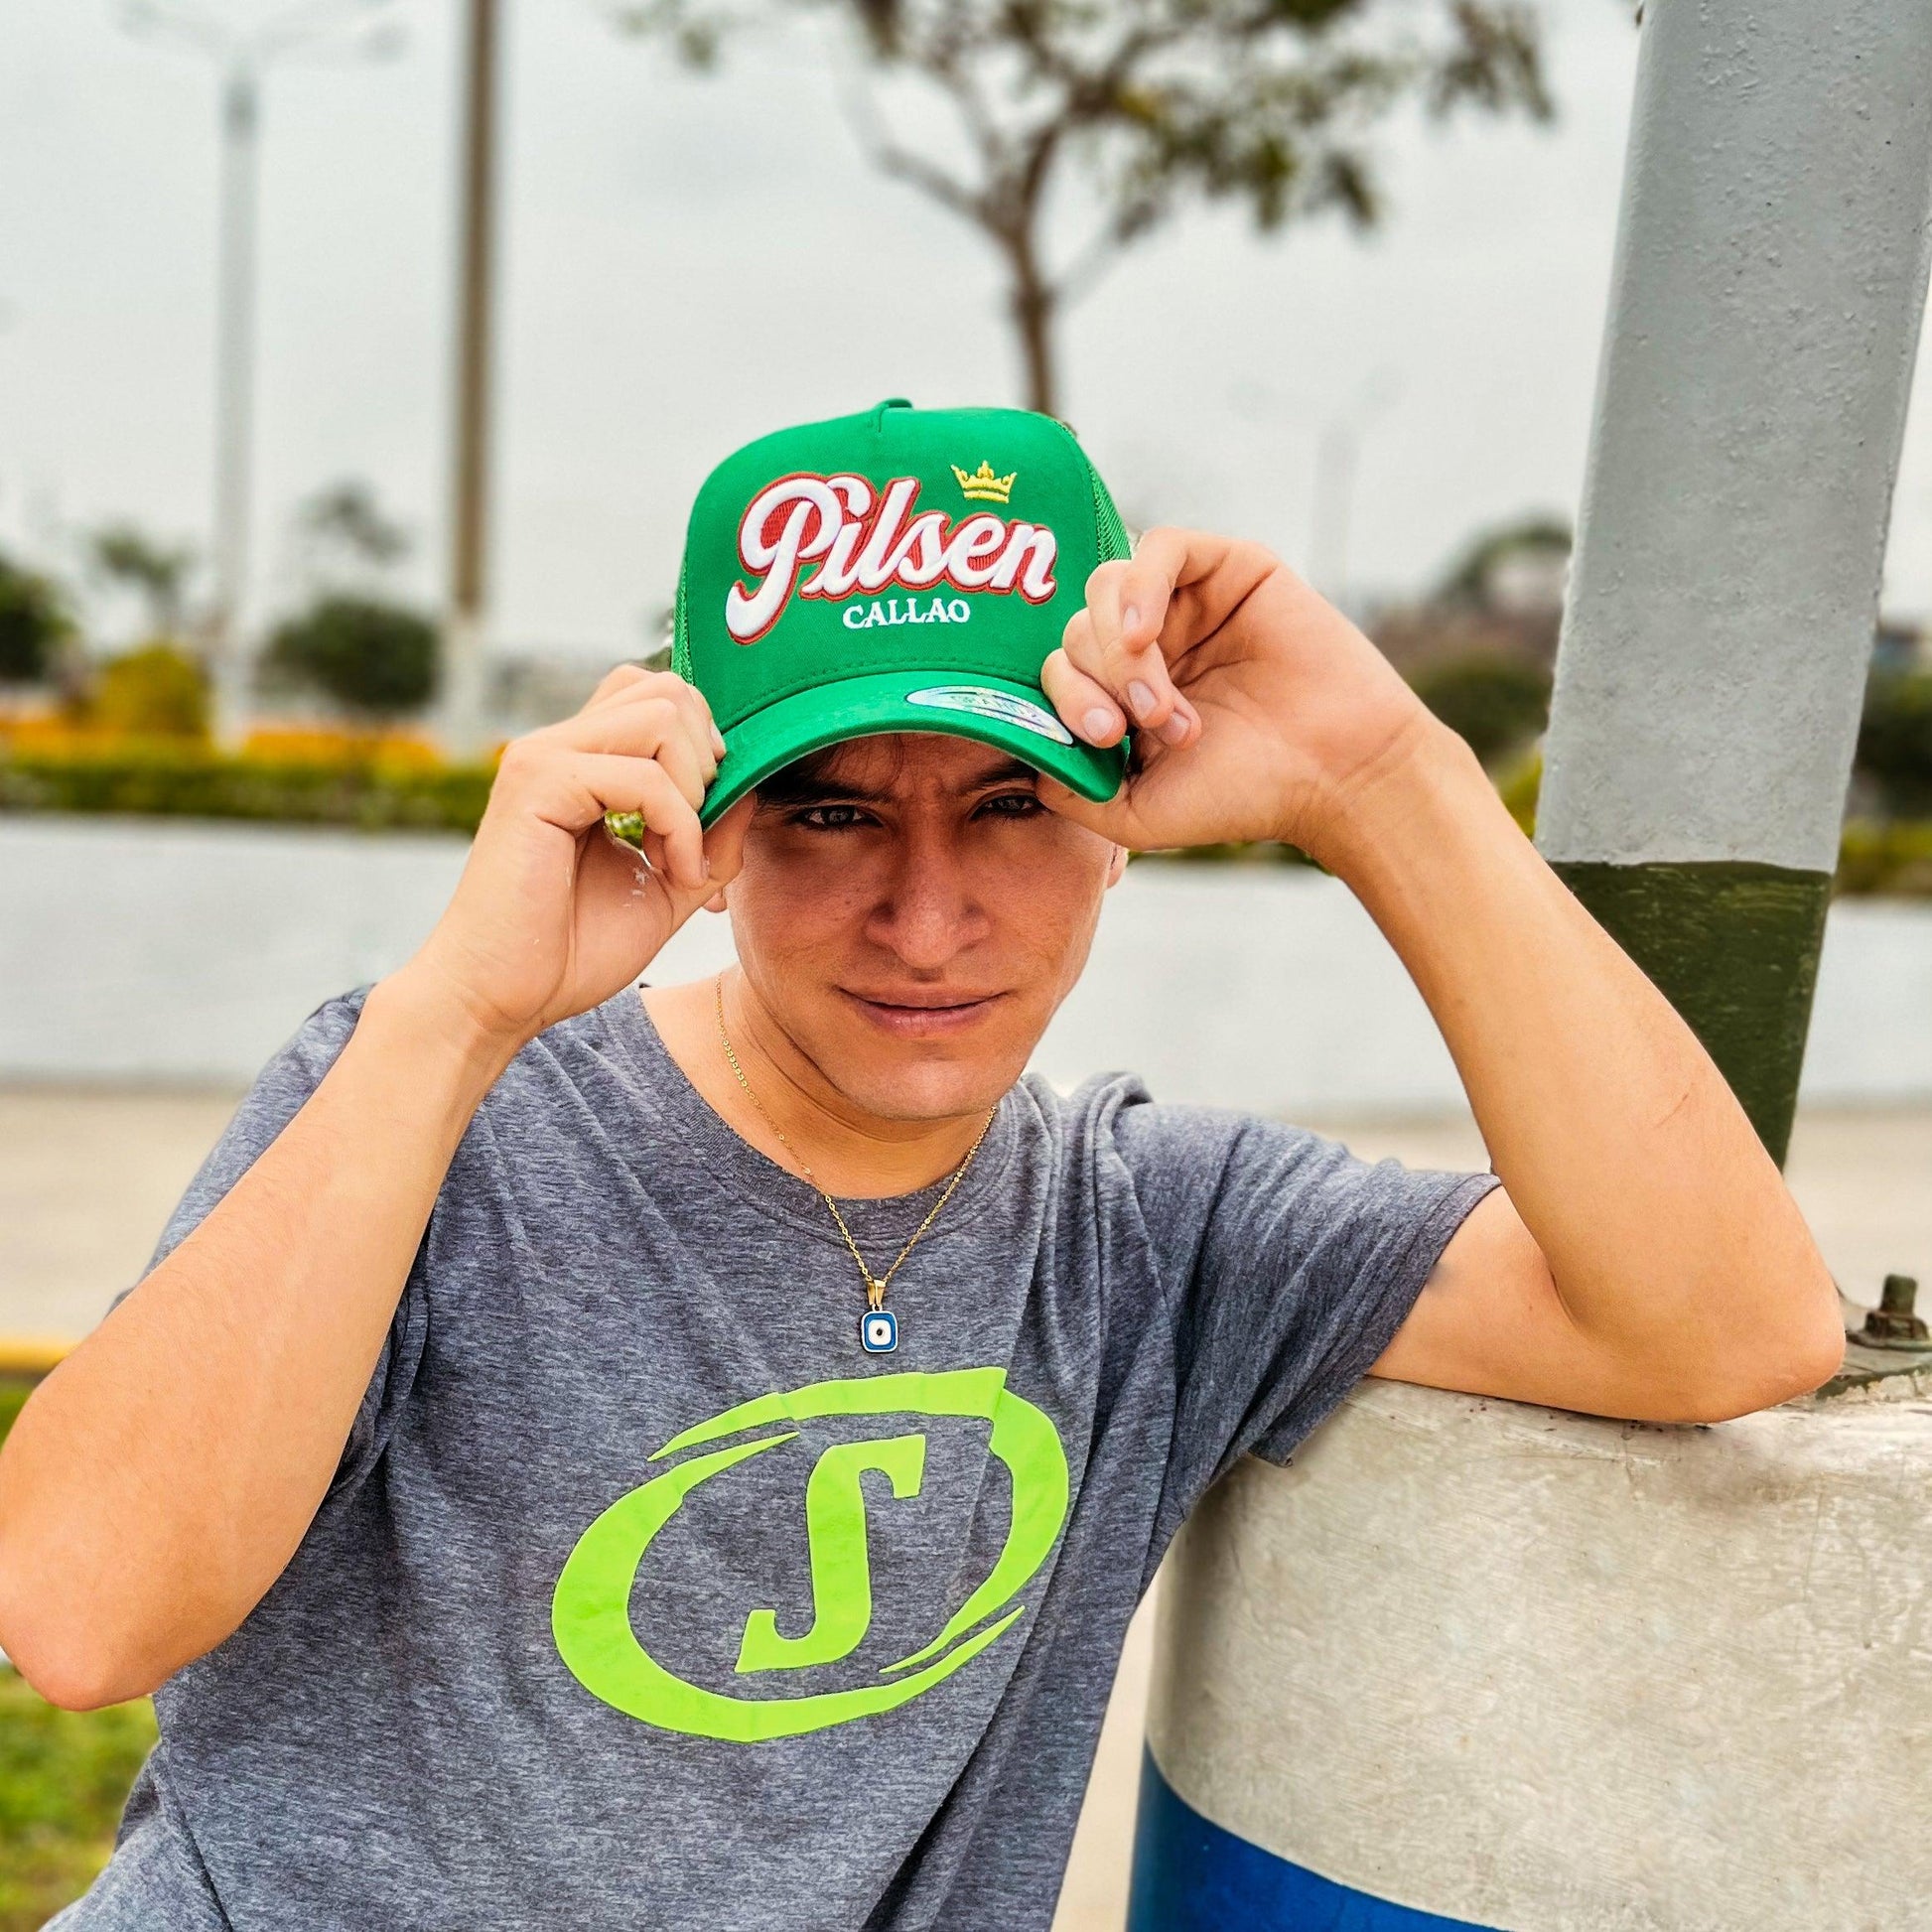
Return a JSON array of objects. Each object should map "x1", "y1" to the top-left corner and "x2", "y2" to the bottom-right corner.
[
  {"x1": 1133, "y1": 1376, "x2": 1932, "y2": 1928},
  {"x1": 1128, "y1": 0, "x2": 1932, "y2": 1921}
]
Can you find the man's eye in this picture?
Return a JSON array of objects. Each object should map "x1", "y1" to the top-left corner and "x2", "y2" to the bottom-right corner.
[
  {"x1": 795, "y1": 804, "x2": 873, "y2": 830},
  {"x1": 977, "y1": 791, "x2": 1043, "y2": 819}
]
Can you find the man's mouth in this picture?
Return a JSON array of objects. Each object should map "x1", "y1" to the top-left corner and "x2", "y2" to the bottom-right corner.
[{"x1": 839, "y1": 989, "x2": 1008, "y2": 1037}]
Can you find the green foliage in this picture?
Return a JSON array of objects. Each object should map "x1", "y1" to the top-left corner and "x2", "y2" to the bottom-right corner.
[
  {"x1": 87, "y1": 644, "x2": 209, "y2": 741},
  {"x1": 1495, "y1": 749, "x2": 1541, "y2": 833},
  {"x1": 0, "y1": 556, "x2": 70, "y2": 687},
  {"x1": 0, "y1": 1662, "x2": 157, "y2": 1931},
  {"x1": 1409, "y1": 651, "x2": 1552, "y2": 765},
  {"x1": 0, "y1": 1383, "x2": 158, "y2": 1930},
  {"x1": 1137, "y1": 839, "x2": 1318, "y2": 869},
  {"x1": 1435, "y1": 514, "x2": 1571, "y2": 606},
  {"x1": 1859, "y1": 672, "x2": 1932, "y2": 816},
  {"x1": 297, "y1": 482, "x2": 412, "y2": 573},
  {"x1": 0, "y1": 743, "x2": 492, "y2": 833},
  {"x1": 261, "y1": 596, "x2": 440, "y2": 721},
  {"x1": 1837, "y1": 818, "x2": 1932, "y2": 897}
]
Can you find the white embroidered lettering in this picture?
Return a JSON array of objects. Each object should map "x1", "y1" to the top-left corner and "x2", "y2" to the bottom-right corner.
[{"x1": 726, "y1": 474, "x2": 1058, "y2": 639}]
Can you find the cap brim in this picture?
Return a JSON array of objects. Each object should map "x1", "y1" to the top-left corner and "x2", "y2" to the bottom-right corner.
[{"x1": 700, "y1": 669, "x2": 1127, "y2": 826}]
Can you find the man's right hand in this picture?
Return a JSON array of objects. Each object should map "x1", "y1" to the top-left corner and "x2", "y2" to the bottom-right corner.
[{"x1": 402, "y1": 666, "x2": 753, "y2": 1050}]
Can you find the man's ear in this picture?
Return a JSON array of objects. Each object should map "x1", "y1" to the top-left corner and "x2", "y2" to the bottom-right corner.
[{"x1": 1104, "y1": 843, "x2": 1129, "y2": 889}]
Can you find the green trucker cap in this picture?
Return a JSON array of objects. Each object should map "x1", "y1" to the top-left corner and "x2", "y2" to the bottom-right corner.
[{"x1": 674, "y1": 398, "x2": 1133, "y2": 825}]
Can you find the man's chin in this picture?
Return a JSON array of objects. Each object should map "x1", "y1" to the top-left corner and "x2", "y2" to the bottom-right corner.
[{"x1": 815, "y1": 1031, "x2": 1031, "y2": 1128}]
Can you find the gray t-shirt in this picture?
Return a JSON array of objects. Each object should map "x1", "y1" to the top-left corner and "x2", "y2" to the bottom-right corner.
[{"x1": 56, "y1": 984, "x2": 1493, "y2": 1932}]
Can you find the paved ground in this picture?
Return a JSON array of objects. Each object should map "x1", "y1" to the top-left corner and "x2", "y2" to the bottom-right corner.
[{"x1": 3, "y1": 1089, "x2": 1927, "y2": 1928}]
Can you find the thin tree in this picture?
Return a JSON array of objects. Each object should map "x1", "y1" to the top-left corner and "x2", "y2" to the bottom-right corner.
[
  {"x1": 87, "y1": 523, "x2": 199, "y2": 639},
  {"x1": 615, "y1": 0, "x2": 1552, "y2": 416},
  {"x1": 295, "y1": 480, "x2": 414, "y2": 591}
]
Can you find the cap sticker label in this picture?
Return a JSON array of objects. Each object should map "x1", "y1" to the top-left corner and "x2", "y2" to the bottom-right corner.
[
  {"x1": 727, "y1": 473, "x2": 1057, "y2": 643},
  {"x1": 904, "y1": 685, "x2": 1074, "y2": 745}
]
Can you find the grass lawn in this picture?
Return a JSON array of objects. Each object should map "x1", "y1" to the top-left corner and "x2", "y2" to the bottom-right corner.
[{"x1": 0, "y1": 1376, "x2": 157, "y2": 1930}]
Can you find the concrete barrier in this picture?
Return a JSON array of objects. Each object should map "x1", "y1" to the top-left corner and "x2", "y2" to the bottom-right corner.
[
  {"x1": 2, "y1": 814, "x2": 1928, "y2": 1104},
  {"x1": 1135, "y1": 1374, "x2": 1932, "y2": 1929}
]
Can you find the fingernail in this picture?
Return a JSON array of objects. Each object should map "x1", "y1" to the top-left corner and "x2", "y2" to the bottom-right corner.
[
  {"x1": 1158, "y1": 711, "x2": 1189, "y2": 746},
  {"x1": 701, "y1": 854, "x2": 712, "y2": 880},
  {"x1": 1123, "y1": 602, "x2": 1142, "y2": 634},
  {"x1": 1127, "y1": 680, "x2": 1156, "y2": 720},
  {"x1": 711, "y1": 726, "x2": 727, "y2": 759},
  {"x1": 1083, "y1": 706, "x2": 1116, "y2": 743}
]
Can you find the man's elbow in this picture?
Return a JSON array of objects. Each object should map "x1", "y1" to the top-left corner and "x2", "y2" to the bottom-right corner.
[
  {"x1": 0, "y1": 1537, "x2": 163, "y2": 1713},
  {"x1": 1675, "y1": 1271, "x2": 1847, "y2": 1424},
  {"x1": 3, "y1": 1632, "x2": 144, "y2": 1713}
]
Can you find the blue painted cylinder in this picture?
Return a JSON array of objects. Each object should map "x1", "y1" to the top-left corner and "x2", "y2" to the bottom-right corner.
[{"x1": 1128, "y1": 1750, "x2": 1492, "y2": 1931}]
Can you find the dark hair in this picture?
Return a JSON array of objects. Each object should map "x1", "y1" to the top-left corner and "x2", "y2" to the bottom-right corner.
[{"x1": 753, "y1": 736, "x2": 910, "y2": 809}]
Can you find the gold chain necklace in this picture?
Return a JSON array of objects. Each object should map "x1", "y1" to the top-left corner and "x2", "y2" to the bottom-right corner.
[{"x1": 713, "y1": 974, "x2": 998, "y2": 1354}]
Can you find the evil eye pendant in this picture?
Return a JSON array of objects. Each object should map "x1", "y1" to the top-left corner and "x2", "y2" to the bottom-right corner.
[{"x1": 861, "y1": 1308, "x2": 898, "y2": 1354}]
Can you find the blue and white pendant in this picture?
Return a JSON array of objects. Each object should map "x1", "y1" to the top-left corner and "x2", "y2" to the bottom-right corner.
[{"x1": 861, "y1": 1307, "x2": 897, "y2": 1353}]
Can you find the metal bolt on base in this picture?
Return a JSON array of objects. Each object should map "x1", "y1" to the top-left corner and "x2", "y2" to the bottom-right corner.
[{"x1": 1858, "y1": 1275, "x2": 1927, "y2": 1349}]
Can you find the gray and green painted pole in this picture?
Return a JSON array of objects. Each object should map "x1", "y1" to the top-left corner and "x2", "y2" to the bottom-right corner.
[{"x1": 1536, "y1": 0, "x2": 1932, "y2": 1166}]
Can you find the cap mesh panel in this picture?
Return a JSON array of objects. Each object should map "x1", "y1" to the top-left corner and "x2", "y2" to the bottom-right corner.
[
  {"x1": 671, "y1": 557, "x2": 693, "y2": 683},
  {"x1": 1089, "y1": 461, "x2": 1132, "y2": 563}
]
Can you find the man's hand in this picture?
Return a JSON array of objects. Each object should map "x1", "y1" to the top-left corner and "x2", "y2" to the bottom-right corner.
[
  {"x1": 403, "y1": 666, "x2": 753, "y2": 1049},
  {"x1": 1038, "y1": 527, "x2": 1442, "y2": 860}
]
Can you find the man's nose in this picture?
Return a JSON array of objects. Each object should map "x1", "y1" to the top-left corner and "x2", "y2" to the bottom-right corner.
[{"x1": 865, "y1": 833, "x2": 988, "y2": 971}]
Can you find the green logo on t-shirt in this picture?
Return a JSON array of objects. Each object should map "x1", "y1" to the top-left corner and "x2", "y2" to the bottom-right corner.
[{"x1": 551, "y1": 1368, "x2": 1068, "y2": 1742}]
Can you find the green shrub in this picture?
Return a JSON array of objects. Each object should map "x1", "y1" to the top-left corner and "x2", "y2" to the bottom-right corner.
[
  {"x1": 1859, "y1": 672, "x2": 1932, "y2": 816},
  {"x1": 0, "y1": 744, "x2": 491, "y2": 834},
  {"x1": 86, "y1": 644, "x2": 208, "y2": 740},
  {"x1": 0, "y1": 557, "x2": 69, "y2": 687},
  {"x1": 1837, "y1": 818, "x2": 1932, "y2": 897},
  {"x1": 1409, "y1": 653, "x2": 1552, "y2": 766},
  {"x1": 261, "y1": 595, "x2": 439, "y2": 720},
  {"x1": 1496, "y1": 751, "x2": 1541, "y2": 833}
]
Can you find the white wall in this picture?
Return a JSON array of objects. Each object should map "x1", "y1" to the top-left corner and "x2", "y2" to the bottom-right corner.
[{"x1": 3, "y1": 815, "x2": 1928, "y2": 1108}]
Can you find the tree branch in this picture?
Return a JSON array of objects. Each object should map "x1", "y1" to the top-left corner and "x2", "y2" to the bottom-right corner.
[{"x1": 837, "y1": 63, "x2": 987, "y2": 221}]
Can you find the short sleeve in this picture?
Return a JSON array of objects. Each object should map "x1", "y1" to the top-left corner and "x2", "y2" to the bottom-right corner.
[
  {"x1": 1115, "y1": 1099, "x2": 1497, "y2": 1518},
  {"x1": 126, "y1": 986, "x2": 430, "y2": 1501}
]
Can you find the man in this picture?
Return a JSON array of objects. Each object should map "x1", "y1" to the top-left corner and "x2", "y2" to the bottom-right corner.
[{"x1": 0, "y1": 400, "x2": 1839, "y2": 1929}]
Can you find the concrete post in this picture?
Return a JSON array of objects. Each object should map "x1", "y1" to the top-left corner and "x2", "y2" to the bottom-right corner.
[
  {"x1": 1537, "y1": 0, "x2": 1932, "y2": 1165},
  {"x1": 207, "y1": 63, "x2": 262, "y2": 750},
  {"x1": 438, "y1": 0, "x2": 501, "y2": 759},
  {"x1": 1129, "y1": 2, "x2": 1932, "y2": 1923}
]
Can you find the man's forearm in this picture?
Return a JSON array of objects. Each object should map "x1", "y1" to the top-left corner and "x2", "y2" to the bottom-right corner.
[
  {"x1": 0, "y1": 969, "x2": 519, "y2": 1708},
  {"x1": 1322, "y1": 724, "x2": 1839, "y2": 1410}
]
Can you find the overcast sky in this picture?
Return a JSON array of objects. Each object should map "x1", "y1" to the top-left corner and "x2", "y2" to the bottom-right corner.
[{"x1": 5, "y1": 0, "x2": 1932, "y2": 662}]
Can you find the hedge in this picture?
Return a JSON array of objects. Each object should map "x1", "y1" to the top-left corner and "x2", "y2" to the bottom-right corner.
[
  {"x1": 1836, "y1": 818, "x2": 1932, "y2": 897},
  {"x1": 0, "y1": 743, "x2": 492, "y2": 834},
  {"x1": 3, "y1": 743, "x2": 1930, "y2": 896}
]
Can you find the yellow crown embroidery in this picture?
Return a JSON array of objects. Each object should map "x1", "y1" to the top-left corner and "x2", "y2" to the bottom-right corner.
[{"x1": 952, "y1": 460, "x2": 1017, "y2": 505}]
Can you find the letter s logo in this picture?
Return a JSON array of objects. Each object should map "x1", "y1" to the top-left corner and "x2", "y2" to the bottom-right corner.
[{"x1": 551, "y1": 1370, "x2": 1068, "y2": 1743}]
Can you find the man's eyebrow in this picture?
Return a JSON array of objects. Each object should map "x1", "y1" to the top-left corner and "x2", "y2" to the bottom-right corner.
[
  {"x1": 757, "y1": 752, "x2": 1041, "y2": 810},
  {"x1": 761, "y1": 775, "x2": 896, "y2": 807},
  {"x1": 962, "y1": 756, "x2": 1042, "y2": 791},
  {"x1": 755, "y1": 765, "x2": 897, "y2": 808}
]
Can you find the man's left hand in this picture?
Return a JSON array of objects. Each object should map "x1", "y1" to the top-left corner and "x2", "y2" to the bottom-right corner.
[{"x1": 1037, "y1": 526, "x2": 1445, "y2": 862}]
